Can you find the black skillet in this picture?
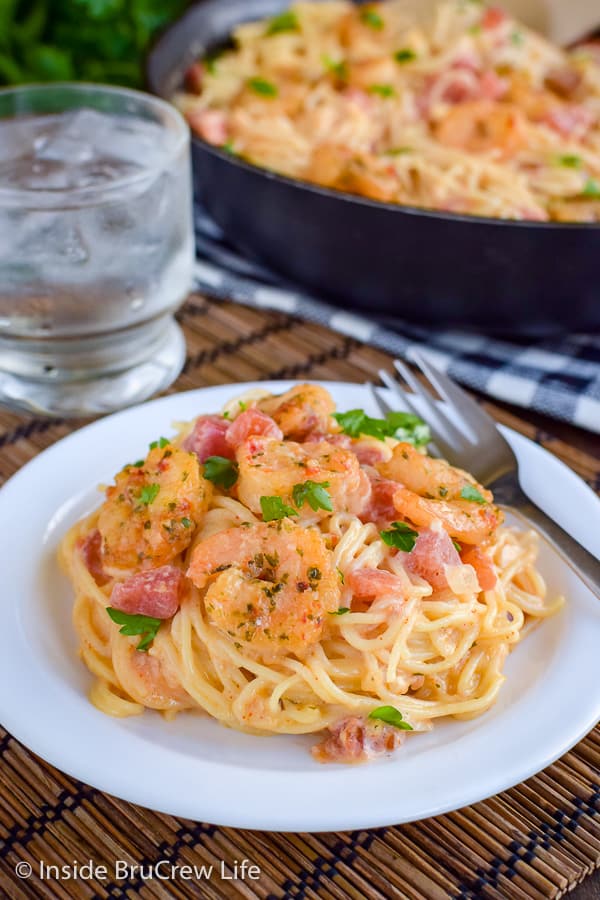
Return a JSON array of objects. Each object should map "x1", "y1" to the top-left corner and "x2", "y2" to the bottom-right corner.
[{"x1": 147, "y1": 0, "x2": 600, "y2": 333}]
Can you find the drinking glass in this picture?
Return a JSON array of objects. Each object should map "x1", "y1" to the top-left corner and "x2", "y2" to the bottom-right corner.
[{"x1": 0, "y1": 84, "x2": 195, "y2": 416}]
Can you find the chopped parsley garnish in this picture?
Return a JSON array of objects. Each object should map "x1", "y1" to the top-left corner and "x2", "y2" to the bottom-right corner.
[
  {"x1": 137, "y1": 484, "x2": 160, "y2": 506},
  {"x1": 583, "y1": 178, "x2": 600, "y2": 197},
  {"x1": 106, "y1": 608, "x2": 162, "y2": 653},
  {"x1": 248, "y1": 77, "x2": 278, "y2": 97},
  {"x1": 203, "y1": 456, "x2": 239, "y2": 489},
  {"x1": 333, "y1": 408, "x2": 430, "y2": 447},
  {"x1": 385, "y1": 146, "x2": 412, "y2": 156},
  {"x1": 369, "y1": 84, "x2": 396, "y2": 98},
  {"x1": 394, "y1": 48, "x2": 417, "y2": 63},
  {"x1": 181, "y1": 517, "x2": 193, "y2": 529},
  {"x1": 330, "y1": 607, "x2": 351, "y2": 616},
  {"x1": 361, "y1": 9, "x2": 384, "y2": 29},
  {"x1": 510, "y1": 30, "x2": 524, "y2": 45},
  {"x1": 260, "y1": 496, "x2": 298, "y2": 521},
  {"x1": 222, "y1": 140, "x2": 237, "y2": 155},
  {"x1": 292, "y1": 480, "x2": 333, "y2": 512},
  {"x1": 368, "y1": 705, "x2": 413, "y2": 730},
  {"x1": 460, "y1": 485, "x2": 486, "y2": 504},
  {"x1": 239, "y1": 400, "x2": 248, "y2": 411},
  {"x1": 453, "y1": 540, "x2": 462, "y2": 552},
  {"x1": 322, "y1": 54, "x2": 348, "y2": 81},
  {"x1": 205, "y1": 49, "x2": 224, "y2": 75},
  {"x1": 558, "y1": 154, "x2": 581, "y2": 168},
  {"x1": 265, "y1": 10, "x2": 299, "y2": 35},
  {"x1": 380, "y1": 521, "x2": 419, "y2": 552},
  {"x1": 149, "y1": 437, "x2": 170, "y2": 450}
]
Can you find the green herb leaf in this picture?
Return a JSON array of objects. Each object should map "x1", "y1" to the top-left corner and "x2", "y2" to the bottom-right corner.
[
  {"x1": 222, "y1": 139, "x2": 237, "y2": 155},
  {"x1": 369, "y1": 83, "x2": 395, "y2": 98},
  {"x1": 248, "y1": 76, "x2": 278, "y2": 97},
  {"x1": 203, "y1": 456, "x2": 239, "y2": 490},
  {"x1": 361, "y1": 9, "x2": 384, "y2": 29},
  {"x1": 460, "y1": 485, "x2": 486, "y2": 504},
  {"x1": 583, "y1": 178, "x2": 600, "y2": 197},
  {"x1": 510, "y1": 30, "x2": 524, "y2": 45},
  {"x1": 322, "y1": 54, "x2": 348, "y2": 81},
  {"x1": 368, "y1": 705, "x2": 413, "y2": 730},
  {"x1": 385, "y1": 146, "x2": 413, "y2": 156},
  {"x1": 453, "y1": 540, "x2": 462, "y2": 552},
  {"x1": 106, "y1": 607, "x2": 162, "y2": 653},
  {"x1": 329, "y1": 607, "x2": 351, "y2": 616},
  {"x1": 138, "y1": 484, "x2": 160, "y2": 506},
  {"x1": 292, "y1": 480, "x2": 333, "y2": 512},
  {"x1": 333, "y1": 408, "x2": 430, "y2": 447},
  {"x1": 558, "y1": 154, "x2": 581, "y2": 168},
  {"x1": 394, "y1": 48, "x2": 416, "y2": 63},
  {"x1": 265, "y1": 10, "x2": 299, "y2": 35},
  {"x1": 260, "y1": 496, "x2": 299, "y2": 521},
  {"x1": 181, "y1": 517, "x2": 193, "y2": 529},
  {"x1": 380, "y1": 521, "x2": 419, "y2": 551},
  {"x1": 149, "y1": 437, "x2": 170, "y2": 450}
]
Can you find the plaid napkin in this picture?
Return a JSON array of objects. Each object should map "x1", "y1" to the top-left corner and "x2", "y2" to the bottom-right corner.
[{"x1": 193, "y1": 210, "x2": 600, "y2": 435}]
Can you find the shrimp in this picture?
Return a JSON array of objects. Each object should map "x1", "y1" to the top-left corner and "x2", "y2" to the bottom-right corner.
[
  {"x1": 378, "y1": 443, "x2": 502, "y2": 545},
  {"x1": 98, "y1": 445, "x2": 211, "y2": 576},
  {"x1": 257, "y1": 384, "x2": 336, "y2": 440},
  {"x1": 187, "y1": 520, "x2": 340, "y2": 658},
  {"x1": 112, "y1": 638, "x2": 193, "y2": 711},
  {"x1": 236, "y1": 435, "x2": 370, "y2": 520},
  {"x1": 435, "y1": 101, "x2": 526, "y2": 159}
]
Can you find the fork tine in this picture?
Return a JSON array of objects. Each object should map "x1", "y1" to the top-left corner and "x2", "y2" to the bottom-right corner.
[
  {"x1": 392, "y1": 359, "x2": 471, "y2": 452},
  {"x1": 377, "y1": 370, "x2": 455, "y2": 459},
  {"x1": 410, "y1": 350, "x2": 501, "y2": 442},
  {"x1": 367, "y1": 381, "x2": 394, "y2": 416}
]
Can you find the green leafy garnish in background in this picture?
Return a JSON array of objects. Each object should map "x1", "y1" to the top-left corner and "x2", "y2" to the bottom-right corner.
[
  {"x1": 248, "y1": 76, "x2": 278, "y2": 97},
  {"x1": 333, "y1": 408, "x2": 431, "y2": 447},
  {"x1": 0, "y1": 0, "x2": 188, "y2": 88},
  {"x1": 368, "y1": 705, "x2": 413, "y2": 730},
  {"x1": 265, "y1": 10, "x2": 299, "y2": 36}
]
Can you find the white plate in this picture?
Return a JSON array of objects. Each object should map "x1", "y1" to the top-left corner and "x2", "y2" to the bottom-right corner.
[{"x1": 0, "y1": 381, "x2": 599, "y2": 832}]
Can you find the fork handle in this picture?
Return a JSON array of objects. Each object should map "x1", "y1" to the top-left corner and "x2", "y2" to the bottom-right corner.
[{"x1": 492, "y1": 477, "x2": 600, "y2": 599}]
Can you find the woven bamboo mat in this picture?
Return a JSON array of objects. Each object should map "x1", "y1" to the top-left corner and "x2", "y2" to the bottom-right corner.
[{"x1": 0, "y1": 296, "x2": 599, "y2": 900}]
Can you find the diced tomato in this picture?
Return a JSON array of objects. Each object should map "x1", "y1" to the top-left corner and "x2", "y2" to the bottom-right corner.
[
  {"x1": 461, "y1": 547, "x2": 497, "y2": 591},
  {"x1": 479, "y1": 70, "x2": 509, "y2": 101},
  {"x1": 482, "y1": 7, "x2": 507, "y2": 30},
  {"x1": 110, "y1": 566, "x2": 184, "y2": 619},
  {"x1": 225, "y1": 408, "x2": 283, "y2": 448},
  {"x1": 312, "y1": 716, "x2": 405, "y2": 763},
  {"x1": 80, "y1": 529, "x2": 109, "y2": 586},
  {"x1": 184, "y1": 62, "x2": 205, "y2": 94},
  {"x1": 183, "y1": 415, "x2": 232, "y2": 462},
  {"x1": 187, "y1": 109, "x2": 228, "y2": 145},
  {"x1": 347, "y1": 568, "x2": 406, "y2": 599},
  {"x1": 405, "y1": 528, "x2": 461, "y2": 590}
]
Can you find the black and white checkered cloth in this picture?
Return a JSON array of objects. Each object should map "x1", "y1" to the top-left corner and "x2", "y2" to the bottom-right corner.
[{"x1": 193, "y1": 209, "x2": 600, "y2": 434}]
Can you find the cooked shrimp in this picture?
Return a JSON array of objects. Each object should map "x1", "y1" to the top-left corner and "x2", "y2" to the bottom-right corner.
[
  {"x1": 435, "y1": 101, "x2": 526, "y2": 158},
  {"x1": 112, "y1": 637, "x2": 193, "y2": 711},
  {"x1": 378, "y1": 443, "x2": 502, "y2": 545},
  {"x1": 257, "y1": 383, "x2": 336, "y2": 440},
  {"x1": 187, "y1": 520, "x2": 340, "y2": 658},
  {"x1": 236, "y1": 435, "x2": 370, "y2": 520},
  {"x1": 98, "y1": 445, "x2": 211, "y2": 576}
]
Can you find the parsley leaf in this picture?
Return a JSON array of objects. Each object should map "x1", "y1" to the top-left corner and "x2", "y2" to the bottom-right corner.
[
  {"x1": 380, "y1": 521, "x2": 419, "y2": 551},
  {"x1": 260, "y1": 496, "x2": 298, "y2": 521},
  {"x1": 322, "y1": 54, "x2": 348, "y2": 81},
  {"x1": 266, "y1": 10, "x2": 299, "y2": 35},
  {"x1": 181, "y1": 517, "x2": 193, "y2": 529},
  {"x1": 248, "y1": 77, "x2": 278, "y2": 97},
  {"x1": 106, "y1": 607, "x2": 162, "y2": 653},
  {"x1": 368, "y1": 705, "x2": 413, "y2": 730},
  {"x1": 361, "y1": 9, "x2": 384, "y2": 29},
  {"x1": 394, "y1": 48, "x2": 417, "y2": 63},
  {"x1": 329, "y1": 607, "x2": 351, "y2": 616},
  {"x1": 138, "y1": 484, "x2": 160, "y2": 506},
  {"x1": 333, "y1": 408, "x2": 430, "y2": 447},
  {"x1": 292, "y1": 480, "x2": 333, "y2": 512},
  {"x1": 149, "y1": 437, "x2": 170, "y2": 450},
  {"x1": 583, "y1": 178, "x2": 600, "y2": 197},
  {"x1": 460, "y1": 485, "x2": 486, "y2": 504},
  {"x1": 453, "y1": 540, "x2": 462, "y2": 552},
  {"x1": 369, "y1": 84, "x2": 396, "y2": 98},
  {"x1": 203, "y1": 456, "x2": 239, "y2": 489},
  {"x1": 558, "y1": 154, "x2": 581, "y2": 168}
]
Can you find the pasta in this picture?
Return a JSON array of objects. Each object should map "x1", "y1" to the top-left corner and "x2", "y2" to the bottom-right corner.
[
  {"x1": 176, "y1": 0, "x2": 600, "y2": 222},
  {"x1": 59, "y1": 383, "x2": 563, "y2": 763}
]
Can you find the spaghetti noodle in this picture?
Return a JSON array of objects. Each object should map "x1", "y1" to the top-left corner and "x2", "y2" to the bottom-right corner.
[
  {"x1": 59, "y1": 383, "x2": 563, "y2": 763},
  {"x1": 175, "y1": 1, "x2": 600, "y2": 222}
]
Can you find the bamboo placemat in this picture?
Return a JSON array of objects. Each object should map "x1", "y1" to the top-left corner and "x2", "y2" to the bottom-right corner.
[{"x1": 0, "y1": 296, "x2": 599, "y2": 900}]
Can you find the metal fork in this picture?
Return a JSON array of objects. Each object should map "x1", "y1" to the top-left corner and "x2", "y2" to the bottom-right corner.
[{"x1": 371, "y1": 352, "x2": 600, "y2": 599}]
